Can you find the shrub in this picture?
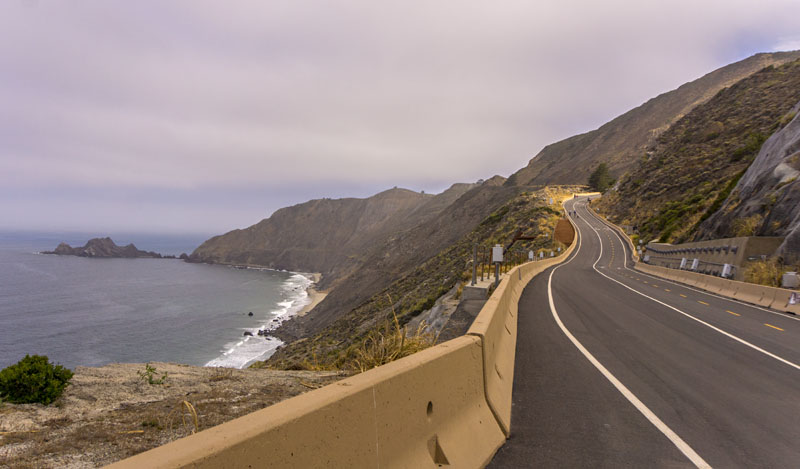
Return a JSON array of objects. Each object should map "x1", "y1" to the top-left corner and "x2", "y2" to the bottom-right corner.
[
  {"x1": 138, "y1": 363, "x2": 168, "y2": 385},
  {"x1": 743, "y1": 258, "x2": 786, "y2": 287},
  {"x1": 0, "y1": 355, "x2": 74, "y2": 405}
]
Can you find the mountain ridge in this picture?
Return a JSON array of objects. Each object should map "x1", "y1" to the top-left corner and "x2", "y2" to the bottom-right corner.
[{"x1": 506, "y1": 51, "x2": 800, "y2": 187}]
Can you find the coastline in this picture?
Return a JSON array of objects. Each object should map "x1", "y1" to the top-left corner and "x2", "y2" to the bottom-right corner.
[{"x1": 297, "y1": 273, "x2": 327, "y2": 317}]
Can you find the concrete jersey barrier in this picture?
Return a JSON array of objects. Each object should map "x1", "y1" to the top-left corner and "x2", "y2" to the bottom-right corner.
[
  {"x1": 109, "y1": 209, "x2": 579, "y2": 468},
  {"x1": 467, "y1": 209, "x2": 578, "y2": 437},
  {"x1": 108, "y1": 336, "x2": 504, "y2": 469}
]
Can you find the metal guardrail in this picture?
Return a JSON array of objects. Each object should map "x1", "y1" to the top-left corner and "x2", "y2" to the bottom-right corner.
[{"x1": 645, "y1": 255, "x2": 737, "y2": 278}]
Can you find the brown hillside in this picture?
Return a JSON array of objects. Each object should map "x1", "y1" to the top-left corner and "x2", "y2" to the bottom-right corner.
[
  {"x1": 596, "y1": 59, "x2": 800, "y2": 244},
  {"x1": 506, "y1": 51, "x2": 800, "y2": 187},
  {"x1": 190, "y1": 183, "x2": 476, "y2": 290},
  {"x1": 275, "y1": 181, "x2": 524, "y2": 338}
]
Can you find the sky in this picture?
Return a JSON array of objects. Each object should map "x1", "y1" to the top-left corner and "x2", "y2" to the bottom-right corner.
[{"x1": 2, "y1": 1, "x2": 800, "y2": 236}]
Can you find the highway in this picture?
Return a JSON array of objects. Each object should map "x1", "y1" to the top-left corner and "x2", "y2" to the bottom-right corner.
[{"x1": 488, "y1": 196, "x2": 800, "y2": 468}]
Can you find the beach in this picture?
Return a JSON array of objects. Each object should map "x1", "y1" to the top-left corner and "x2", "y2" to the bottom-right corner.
[{"x1": 297, "y1": 273, "x2": 328, "y2": 317}]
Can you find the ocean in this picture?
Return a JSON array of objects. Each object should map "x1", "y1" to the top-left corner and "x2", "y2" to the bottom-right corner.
[{"x1": 0, "y1": 232, "x2": 311, "y2": 370}]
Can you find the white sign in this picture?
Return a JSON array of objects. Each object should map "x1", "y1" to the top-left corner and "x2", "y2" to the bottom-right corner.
[
  {"x1": 721, "y1": 263, "x2": 732, "y2": 278},
  {"x1": 680, "y1": 258, "x2": 687, "y2": 269},
  {"x1": 540, "y1": 252, "x2": 544, "y2": 259},
  {"x1": 492, "y1": 244, "x2": 504, "y2": 263},
  {"x1": 528, "y1": 250, "x2": 534, "y2": 261},
  {"x1": 790, "y1": 292, "x2": 798, "y2": 305},
  {"x1": 691, "y1": 258, "x2": 699, "y2": 271}
]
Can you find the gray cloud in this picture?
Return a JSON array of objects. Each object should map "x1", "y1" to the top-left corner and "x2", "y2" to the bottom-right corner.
[{"x1": 1, "y1": 0, "x2": 799, "y2": 233}]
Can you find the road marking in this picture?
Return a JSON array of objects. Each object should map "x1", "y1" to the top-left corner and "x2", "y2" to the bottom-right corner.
[
  {"x1": 664, "y1": 289, "x2": 671, "y2": 292},
  {"x1": 680, "y1": 294, "x2": 687, "y2": 298},
  {"x1": 584, "y1": 205, "x2": 800, "y2": 323},
  {"x1": 726, "y1": 310, "x2": 741, "y2": 317},
  {"x1": 548, "y1": 212, "x2": 710, "y2": 469},
  {"x1": 586, "y1": 221, "x2": 800, "y2": 372},
  {"x1": 697, "y1": 301, "x2": 709, "y2": 306},
  {"x1": 765, "y1": 324, "x2": 784, "y2": 331}
]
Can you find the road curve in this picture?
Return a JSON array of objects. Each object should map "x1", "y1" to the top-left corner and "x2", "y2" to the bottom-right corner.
[{"x1": 488, "y1": 196, "x2": 800, "y2": 468}]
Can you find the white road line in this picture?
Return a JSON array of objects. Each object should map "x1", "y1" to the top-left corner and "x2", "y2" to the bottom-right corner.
[
  {"x1": 585, "y1": 205, "x2": 800, "y2": 324},
  {"x1": 581, "y1": 210, "x2": 800, "y2": 371},
  {"x1": 553, "y1": 200, "x2": 711, "y2": 468}
]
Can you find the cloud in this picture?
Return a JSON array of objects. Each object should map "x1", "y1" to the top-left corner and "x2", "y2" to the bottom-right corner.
[{"x1": 1, "y1": 0, "x2": 799, "y2": 233}]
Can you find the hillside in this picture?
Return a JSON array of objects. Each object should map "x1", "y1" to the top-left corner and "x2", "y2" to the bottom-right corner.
[
  {"x1": 275, "y1": 181, "x2": 525, "y2": 339},
  {"x1": 696, "y1": 99, "x2": 800, "y2": 262},
  {"x1": 596, "y1": 59, "x2": 800, "y2": 245},
  {"x1": 506, "y1": 51, "x2": 800, "y2": 187},
  {"x1": 265, "y1": 187, "x2": 578, "y2": 370},
  {"x1": 190, "y1": 183, "x2": 477, "y2": 290}
]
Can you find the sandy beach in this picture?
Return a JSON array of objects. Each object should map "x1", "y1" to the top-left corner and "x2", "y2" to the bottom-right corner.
[{"x1": 298, "y1": 273, "x2": 327, "y2": 316}]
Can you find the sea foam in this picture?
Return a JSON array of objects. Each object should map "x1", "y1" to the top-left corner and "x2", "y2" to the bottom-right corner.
[{"x1": 204, "y1": 272, "x2": 313, "y2": 369}]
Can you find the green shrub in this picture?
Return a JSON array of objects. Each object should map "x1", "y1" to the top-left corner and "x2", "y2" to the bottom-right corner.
[
  {"x1": 138, "y1": 363, "x2": 168, "y2": 385},
  {"x1": 0, "y1": 355, "x2": 74, "y2": 405}
]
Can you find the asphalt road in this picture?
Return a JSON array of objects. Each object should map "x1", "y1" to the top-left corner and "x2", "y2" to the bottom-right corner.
[{"x1": 488, "y1": 196, "x2": 800, "y2": 468}]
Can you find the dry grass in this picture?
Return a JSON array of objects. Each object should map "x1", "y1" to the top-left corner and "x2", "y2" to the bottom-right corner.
[
  {"x1": 742, "y1": 258, "x2": 793, "y2": 287},
  {"x1": 349, "y1": 297, "x2": 438, "y2": 373}
]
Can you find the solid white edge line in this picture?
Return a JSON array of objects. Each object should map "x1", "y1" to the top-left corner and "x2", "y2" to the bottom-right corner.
[
  {"x1": 580, "y1": 206, "x2": 800, "y2": 372},
  {"x1": 547, "y1": 199, "x2": 711, "y2": 468},
  {"x1": 585, "y1": 204, "x2": 800, "y2": 323}
]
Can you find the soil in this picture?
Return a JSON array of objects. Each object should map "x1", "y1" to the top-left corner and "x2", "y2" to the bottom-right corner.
[{"x1": 0, "y1": 362, "x2": 346, "y2": 468}]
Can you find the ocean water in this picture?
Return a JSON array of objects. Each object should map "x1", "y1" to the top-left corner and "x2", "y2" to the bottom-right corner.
[{"x1": 0, "y1": 232, "x2": 311, "y2": 370}]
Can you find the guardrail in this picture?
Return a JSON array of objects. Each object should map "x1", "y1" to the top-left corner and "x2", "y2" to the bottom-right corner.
[
  {"x1": 109, "y1": 218, "x2": 578, "y2": 468},
  {"x1": 636, "y1": 251, "x2": 799, "y2": 314}
]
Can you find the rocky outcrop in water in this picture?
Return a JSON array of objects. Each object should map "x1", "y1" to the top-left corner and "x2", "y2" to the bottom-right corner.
[{"x1": 43, "y1": 237, "x2": 164, "y2": 258}]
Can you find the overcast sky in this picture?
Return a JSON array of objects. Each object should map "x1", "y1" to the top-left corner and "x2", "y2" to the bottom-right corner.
[{"x1": 2, "y1": 1, "x2": 799, "y2": 235}]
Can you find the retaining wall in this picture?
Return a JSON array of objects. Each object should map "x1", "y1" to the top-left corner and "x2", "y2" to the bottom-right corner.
[{"x1": 109, "y1": 225, "x2": 578, "y2": 468}]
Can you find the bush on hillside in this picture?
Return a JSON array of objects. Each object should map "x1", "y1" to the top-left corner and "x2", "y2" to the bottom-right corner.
[
  {"x1": 0, "y1": 355, "x2": 74, "y2": 405},
  {"x1": 588, "y1": 163, "x2": 614, "y2": 192}
]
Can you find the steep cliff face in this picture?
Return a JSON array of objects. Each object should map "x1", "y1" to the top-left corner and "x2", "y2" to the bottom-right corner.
[
  {"x1": 596, "y1": 59, "x2": 800, "y2": 244},
  {"x1": 190, "y1": 184, "x2": 477, "y2": 289},
  {"x1": 697, "y1": 100, "x2": 800, "y2": 261},
  {"x1": 506, "y1": 51, "x2": 800, "y2": 187}
]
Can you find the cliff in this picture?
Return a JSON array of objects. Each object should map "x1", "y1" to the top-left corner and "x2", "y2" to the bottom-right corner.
[
  {"x1": 696, "y1": 100, "x2": 800, "y2": 262},
  {"x1": 190, "y1": 184, "x2": 478, "y2": 290}
]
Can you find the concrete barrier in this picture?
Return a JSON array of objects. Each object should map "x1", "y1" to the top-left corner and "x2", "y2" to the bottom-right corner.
[
  {"x1": 733, "y1": 282, "x2": 776, "y2": 308},
  {"x1": 467, "y1": 238, "x2": 577, "y2": 437},
  {"x1": 108, "y1": 336, "x2": 505, "y2": 469}
]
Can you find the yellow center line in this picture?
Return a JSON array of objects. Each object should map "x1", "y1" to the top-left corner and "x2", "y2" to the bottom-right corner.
[
  {"x1": 680, "y1": 294, "x2": 687, "y2": 298},
  {"x1": 664, "y1": 289, "x2": 671, "y2": 292},
  {"x1": 765, "y1": 323, "x2": 784, "y2": 331},
  {"x1": 726, "y1": 310, "x2": 740, "y2": 316},
  {"x1": 697, "y1": 301, "x2": 709, "y2": 306}
]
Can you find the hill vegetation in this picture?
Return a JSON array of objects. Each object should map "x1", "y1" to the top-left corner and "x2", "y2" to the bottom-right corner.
[
  {"x1": 263, "y1": 187, "x2": 576, "y2": 370},
  {"x1": 506, "y1": 51, "x2": 800, "y2": 188},
  {"x1": 596, "y1": 59, "x2": 800, "y2": 244}
]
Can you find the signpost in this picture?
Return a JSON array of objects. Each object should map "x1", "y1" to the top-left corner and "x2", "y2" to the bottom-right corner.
[{"x1": 492, "y1": 244, "x2": 503, "y2": 287}]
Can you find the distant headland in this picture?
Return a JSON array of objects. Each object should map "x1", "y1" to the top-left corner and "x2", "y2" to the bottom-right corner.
[{"x1": 43, "y1": 237, "x2": 189, "y2": 259}]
